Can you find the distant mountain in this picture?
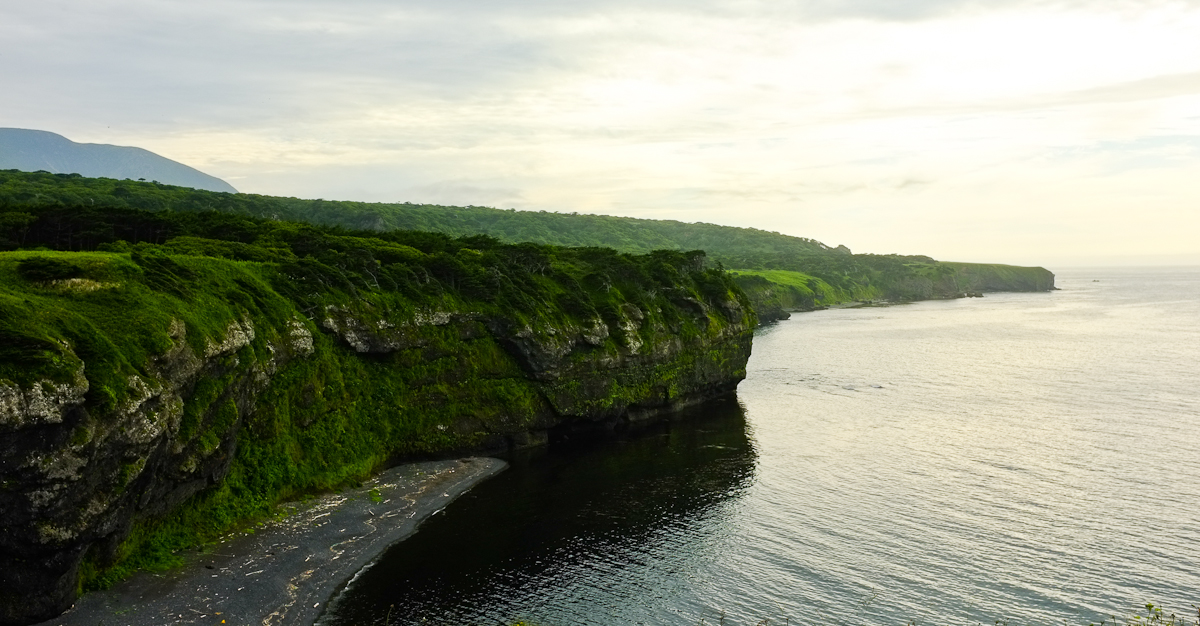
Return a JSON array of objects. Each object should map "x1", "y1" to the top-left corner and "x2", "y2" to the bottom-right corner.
[{"x1": 0, "y1": 128, "x2": 237, "y2": 193}]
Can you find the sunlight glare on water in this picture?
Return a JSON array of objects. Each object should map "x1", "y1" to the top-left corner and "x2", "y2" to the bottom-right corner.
[{"x1": 703, "y1": 266, "x2": 1200, "y2": 624}]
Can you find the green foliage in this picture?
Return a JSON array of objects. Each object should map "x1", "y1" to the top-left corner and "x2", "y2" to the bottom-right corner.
[
  {"x1": 1102, "y1": 603, "x2": 1200, "y2": 626},
  {"x1": 0, "y1": 170, "x2": 1053, "y2": 305},
  {"x1": 163, "y1": 236, "x2": 295, "y2": 263},
  {"x1": 0, "y1": 201, "x2": 754, "y2": 592},
  {"x1": 731, "y1": 269, "x2": 869, "y2": 308},
  {"x1": 942, "y1": 261, "x2": 1057, "y2": 292},
  {"x1": 0, "y1": 170, "x2": 831, "y2": 257},
  {"x1": 0, "y1": 170, "x2": 1054, "y2": 306},
  {"x1": 16, "y1": 256, "x2": 83, "y2": 281}
]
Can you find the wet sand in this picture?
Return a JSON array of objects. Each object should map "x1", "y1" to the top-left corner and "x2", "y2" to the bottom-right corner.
[{"x1": 35, "y1": 457, "x2": 507, "y2": 626}]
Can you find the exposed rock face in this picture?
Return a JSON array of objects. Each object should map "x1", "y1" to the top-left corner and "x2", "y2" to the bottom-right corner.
[
  {"x1": 0, "y1": 293, "x2": 753, "y2": 626},
  {"x1": 320, "y1": 304, "x2": 463, "y2": 353},
  {"x1": 0, "y1": 318, "x2": 314, "y2": 626},
  {"x1": 318, "y1": 295, "x2": 755, "y2": 422},
  {"x1": 0, "y1": 362, "x2": 88, "y2": 428}
]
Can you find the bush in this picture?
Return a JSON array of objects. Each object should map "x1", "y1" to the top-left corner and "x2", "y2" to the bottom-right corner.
[{"x1": 16, "y1": 256, "x2": 83, "y2": 281}]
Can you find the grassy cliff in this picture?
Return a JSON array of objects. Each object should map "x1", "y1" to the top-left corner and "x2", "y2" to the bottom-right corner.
[
  {"x1": 0, "y1": 206, "x2": 755, "y2": 625},
  {"x1": 730, "y1": 260, "x2": 1055, "y2": 322}
]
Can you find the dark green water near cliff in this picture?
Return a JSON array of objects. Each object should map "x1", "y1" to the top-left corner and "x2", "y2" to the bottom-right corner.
[
  {"x1": 321, "y1": 267, "x2": 1200, "y2": 626},
  {"x1": 321, "y1": 398, "x2": 757, "y2": 625}
]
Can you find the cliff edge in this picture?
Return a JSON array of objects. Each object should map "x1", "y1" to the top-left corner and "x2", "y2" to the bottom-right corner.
[{"x1": 0, "y1": 208, "x2": 754, "y2": 625}]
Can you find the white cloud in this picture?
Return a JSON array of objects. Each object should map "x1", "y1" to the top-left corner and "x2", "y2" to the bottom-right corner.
[{"x1": 2, "y1": 0, "x2": 1199, "y2": 265}]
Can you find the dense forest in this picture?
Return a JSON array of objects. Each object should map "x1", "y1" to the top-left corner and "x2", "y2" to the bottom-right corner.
[
  {"x1": 0, "y1": 169, "x2": 832, "y2": 256},
  {"x1": 0, "y1": 169, "x2": 1055, "y2": 306}
]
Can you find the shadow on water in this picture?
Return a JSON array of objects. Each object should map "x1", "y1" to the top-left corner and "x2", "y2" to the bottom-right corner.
[{"x1": 320, "y1": 395, "x2": 756, "y2": 626}]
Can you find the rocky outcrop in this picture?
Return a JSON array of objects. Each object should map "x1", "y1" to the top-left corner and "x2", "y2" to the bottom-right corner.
[
  {"x1": 0, "y1": 361, "x2": 87, "y2": 429},
  {"x1": 0, "y1": 317, "x2": 315, "y2": 626}
]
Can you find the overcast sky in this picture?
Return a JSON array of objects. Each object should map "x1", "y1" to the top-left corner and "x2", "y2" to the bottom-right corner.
[{"x1": 3, "y1": 0, "x2": 1199, "y2": 265}]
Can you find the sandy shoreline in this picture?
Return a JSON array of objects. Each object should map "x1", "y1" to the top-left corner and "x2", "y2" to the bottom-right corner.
[{"x1": 34, "y1": 457, "x2": 507, "y2": 626}]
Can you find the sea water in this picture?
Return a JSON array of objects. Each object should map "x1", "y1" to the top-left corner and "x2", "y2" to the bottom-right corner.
[{"x1": 321, "y1": 266, "x2": 1200, "y2": 625}]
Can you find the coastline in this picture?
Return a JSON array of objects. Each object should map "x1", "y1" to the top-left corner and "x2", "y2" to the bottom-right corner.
[{"x1": 34, "y1": 457, "x2": 507, "y2": 626}]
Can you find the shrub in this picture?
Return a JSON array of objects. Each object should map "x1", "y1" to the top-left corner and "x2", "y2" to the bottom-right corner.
[{"x1": 16, "y1": 256, "x2": 83, "y2": 281}]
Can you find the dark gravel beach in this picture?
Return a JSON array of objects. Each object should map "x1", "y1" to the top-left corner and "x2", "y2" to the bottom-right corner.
[{"x1": 34, "y1": 457, "x2": 507, "y2": 626}]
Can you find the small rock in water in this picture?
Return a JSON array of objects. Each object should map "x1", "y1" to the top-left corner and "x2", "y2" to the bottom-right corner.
[{"x1": 871, "y1": 384, "x2": 883, "y2": 388}]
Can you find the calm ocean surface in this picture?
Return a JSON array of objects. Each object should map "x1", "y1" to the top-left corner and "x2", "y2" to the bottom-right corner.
[{"x1": 322, "y1": 266, "x2": 1200, "y2": 625}]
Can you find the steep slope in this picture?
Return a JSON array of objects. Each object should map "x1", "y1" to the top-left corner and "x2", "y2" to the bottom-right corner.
[
  {"x1": 0, "y1": 208, "x2": 754, "y2": 626},
  {"x1": 0, "y1": 129, "x2": 237, "y2": 194},
  {"x1": 730, "y1": 262, "x2": 1056, "y2": 322}
]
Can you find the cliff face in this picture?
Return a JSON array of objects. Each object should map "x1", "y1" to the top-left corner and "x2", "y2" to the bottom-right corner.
[
  {"x1": 0, "y1": 234, "x2": 754, "y2": 625},
  {"x1": 733, "y1": 262, "x2": 1056, "y2": 323},
  {"x1": 941, "y1": 262, "x2": 1056, "y2": 293},
  {"x1": 0, "y1": 316, "x2": 290, "y2": 625}
]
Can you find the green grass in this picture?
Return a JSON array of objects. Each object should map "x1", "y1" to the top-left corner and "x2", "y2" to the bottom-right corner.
[
  {"x1": 729, "y1": 268, "x2": 865, "y2": 304},
  {"x1": 0, "y1": 250, "x2": 271, "y2": 399}
]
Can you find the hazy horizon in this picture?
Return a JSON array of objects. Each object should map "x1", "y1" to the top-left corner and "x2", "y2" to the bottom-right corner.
[{"x1": 3, "y1": 0, "x2": 1198, "y2": 268}]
